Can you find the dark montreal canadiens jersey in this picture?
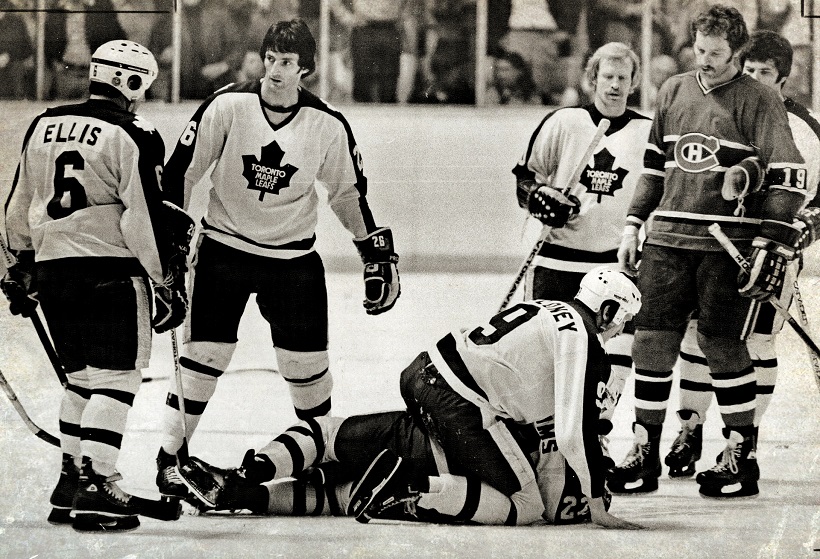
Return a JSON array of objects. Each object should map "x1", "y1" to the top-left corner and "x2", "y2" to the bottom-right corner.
[
  {"x1": 162, "y1": 81, "x2": 375, "y2": 258},
  {"x1": 513, "y1": 106, "x2": 652, "y2": 272},
  {"x1": 630, "y1": 71, "x2": 808, "y2": 251}
]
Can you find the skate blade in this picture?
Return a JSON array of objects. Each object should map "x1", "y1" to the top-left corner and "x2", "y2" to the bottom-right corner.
[
  {"x1": 72, "y1": 513, "x2": 140, "y2": 532},
  {"x1": 667, "y1": 466, "x2": 696, "y2": 478},
  {"x1": 608, "y1": 477, "x2": 659, "y2": 494},
  {"x1": 698, "y1": 482, "x2": 759, "y2": 499},
  {"x1": 47, "y1": 506, "x2": 74, "y2": 525}
]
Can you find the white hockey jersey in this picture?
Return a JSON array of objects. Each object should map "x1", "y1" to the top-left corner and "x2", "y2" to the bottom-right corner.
[
  {"x1": 163, "y1": 81, "x2": 376, "y2": 259},
  {"x1": 426, "y1": 300, "x2": 610, "y2": 502},
  {"x1": 4, "y1": 99, "x2": 170, "y2": 283},
  {"x1": 513, "y1": 105, "x2": 652, "y2": 272}
]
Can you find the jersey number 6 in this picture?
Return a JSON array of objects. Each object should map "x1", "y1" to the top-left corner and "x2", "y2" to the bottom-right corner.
[{"x1": 47, "y1": 150, "x2": 88, "y2": 220}]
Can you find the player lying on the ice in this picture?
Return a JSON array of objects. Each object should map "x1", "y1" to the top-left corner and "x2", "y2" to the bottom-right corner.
[{"x1": 176, "y1": 267, "x2": 643, "y2": 529}]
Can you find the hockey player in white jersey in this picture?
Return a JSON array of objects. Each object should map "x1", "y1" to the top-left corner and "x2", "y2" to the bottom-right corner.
[
  {"x1": 512, "y1": 42, "x2": 652, "y2": 455},
  {"x1": 154, "y1": 19, "x2": 401, "y2": 498},
  {"x1": 2, "y1": 41, "x2": 190, "y2": 531},
  {"x1": 667, "y1": 30, "x2": 820, "y2": 480},
  {"x1": 175, "y1": 267, "x2": 643, "y2": 529}
]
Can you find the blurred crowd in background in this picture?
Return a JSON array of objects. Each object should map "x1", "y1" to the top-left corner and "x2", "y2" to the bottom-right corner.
[{"x1": 0, "y1": 0, "x2": 812, "y2": 108}]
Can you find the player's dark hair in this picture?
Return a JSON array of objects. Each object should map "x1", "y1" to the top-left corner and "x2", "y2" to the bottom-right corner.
[
  {"x1": 738, "y1": 30, "x2": 792, "y2": 80},
  {"x1": 691, "y1": 4, "x2": 749, "y2": 52},
  {"x1": 259, "y1": 18, "x2": 316, "y2": 77}
]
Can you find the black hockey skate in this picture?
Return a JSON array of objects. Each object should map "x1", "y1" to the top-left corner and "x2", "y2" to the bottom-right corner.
[
  {"x1": 697, "y1": 429, "x2": 759, "y2": 498},
  {"x1": 607, "y1": 422, "x2": 662, "y2": 494},
  {"x1": 48, "y1": 454, "x2": 79, "y2": 525},
  {"x1": 599, "y1": 419, "x2": 615, "y2": 471},
  {"x1": 348, "y1": 449, "x2": 420, "y2": 523},
  {"x1": 665, "y1": 410, "x2": 703, "y2": 478},
  {"x1": 156, "y1": 447, "x2": 189, "y2": 498},
  {"x1": 176, "y1": 449, "x2": 272, "y2": 509},
  {"x1": 72, "y1": 458, "x2": 140, "y2": 532}
]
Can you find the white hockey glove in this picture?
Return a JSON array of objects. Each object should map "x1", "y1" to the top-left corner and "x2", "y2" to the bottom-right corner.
[
  {"x1": 738, "y1": 219, "x2": 801, "y2": 301},
  {"x1": 721, "y1": 157, "x2": 764, "y2": 201},
  {"x1": 528, "y1": 185, "x2": 580, "y2": 227},
  {"x1": 795, "y1": 206, "x2": 820, "y2": 255},
  {"x1": 353, "y1": 227, "x2": 400, "y2": 315},
  {"x1": 0, "y1": 250, "x2": 37, "y2": 317}
]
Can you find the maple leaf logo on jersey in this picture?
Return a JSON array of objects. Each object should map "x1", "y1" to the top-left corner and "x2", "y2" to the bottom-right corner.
[
  {"x1": 242, "y1": 140, "x2": 299, "y2": 201},
  {"x1": 132, "y1": 116, "x2": 155, "y2": 132},
  {"x1": 579, "y1": 148, "x2": 628, "y2": 203}
]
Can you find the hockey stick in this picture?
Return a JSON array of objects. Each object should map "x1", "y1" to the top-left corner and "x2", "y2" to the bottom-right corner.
[
  {"x1": 708, "y1": 223, "x2": 820, "y2": 365},
  {"x1": 790, "y1": 278, "x2": 820, "y2": 392},
  {"x1": 0, "y1": 235, "x2": 67, "y2": 387},
  {"x1": 171, "y1": 329, "x2": 190, "y2": 465},
  {"x1": 0, "y1": 366, "x2": 60, "y2": 447},
  {"x1": 498, "y1": 118, "x2": 611, "y2": 312}
]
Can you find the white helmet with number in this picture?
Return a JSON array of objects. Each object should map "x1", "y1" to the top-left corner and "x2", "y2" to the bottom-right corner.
[
  {"x1": 89, "y1": 40, "x2": 158, "y2": 102},
  {"x1": 575, "y1": 266, "x2": 641, "y2": 327}
]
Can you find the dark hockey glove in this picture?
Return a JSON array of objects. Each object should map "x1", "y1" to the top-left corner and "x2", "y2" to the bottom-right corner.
[
  {"x1": 353, "y1": 227, "x2": 400, "y2": 315},
  {"x1": 152, "y1": 268, "x2": 188, "y2": 334},
  {"x1": 528, "y1": 185, "x2": 580, "y2": 227},
  {"x1": 738, "y1": 219, "x2": 801, "y2": 301},
  {"x1": 0, "y1": 250, "x2": 37, "y2": 317},
  {"x1": 161, "y1": 200, "x2": 195, "y2": 268}
]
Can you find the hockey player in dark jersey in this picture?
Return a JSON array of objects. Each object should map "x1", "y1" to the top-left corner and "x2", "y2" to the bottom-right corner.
[
  {"x1": 2, "y1": 41, "x2": 190, "y2": 531},
  {"x1": 667, "y1": 30, "x2": 820, "y2": 480},
  {"x1": 154, "y1": 19, "x2": 401, "y2": 498},
  {"x1": 175, "y1": 267, "x2": 643, "y2": 529},
  {"x1": 512, "y1": 42, "x2": 652, "y2": 448},
  {"x1": 611, "y1": 5, "x2": 809, "y2": 498}
]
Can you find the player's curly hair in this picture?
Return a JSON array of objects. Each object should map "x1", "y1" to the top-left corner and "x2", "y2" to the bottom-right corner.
[
  {"x1": 691, "y1": 4, "x2": 749, "y2": 52},
  {"x1": 259, "y1": 18, "x2": 316, "y2": 77},
  {"x1": 738, "y1": 30, "x2": 793, "y2": 80}
]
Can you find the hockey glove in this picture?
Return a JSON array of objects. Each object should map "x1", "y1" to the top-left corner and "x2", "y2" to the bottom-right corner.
[
  {"x1": 528, "y1": 185, "x2": 580, "y2": 227},
  {"x1": 794, "y1": 206, "x2": 820, "y2": 255},
  {"x1": 161, "y1": 200, "x2": 195, "y2": 267},
  {"x1": 0, "y1": 250, "x2": 37, "y2": 317},
  {"x1": 738, "y1": 219, "x2": 801, "y2": 301},
  {"x1": 353, "y1": 227, "x2": 400, "y2": 315}
]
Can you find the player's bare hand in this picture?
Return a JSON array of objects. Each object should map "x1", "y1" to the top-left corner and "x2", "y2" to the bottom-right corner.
[
  {"x1": 617, "y1": 231, "x2": 640, "y2": 277},
  {"x1": 588, "y1": 497, "x2": 644, "y2": 530}
]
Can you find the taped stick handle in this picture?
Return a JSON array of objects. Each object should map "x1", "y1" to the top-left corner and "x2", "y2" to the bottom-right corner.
[
  {"x1": 499, "y1": 118, "x2": 611, "y2": 312},
  {"x1": 708, "y1": 223, "x2": 820, "y2": 360}
]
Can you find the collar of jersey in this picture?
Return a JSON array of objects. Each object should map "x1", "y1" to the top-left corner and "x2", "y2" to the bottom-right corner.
[{"x1": 260, "y1": 98, "x2": 299, "y2": 113}]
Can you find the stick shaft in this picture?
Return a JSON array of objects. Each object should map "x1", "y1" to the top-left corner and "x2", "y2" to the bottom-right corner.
[
  {"x1": 791, "y1": 279, "x2": 820, "y2": 392},
  {"x1": 708, "y1": 223, "x2": 820, "y2": 360},
  {"x1": 499, "y1": 118, "x2": 611, "y2": 312},
  {"x1": 0, "y1": 367, "x2": 60, "y2": 447},
  {"x1": 171, "y1": 329, "x2": 189, "y2": 463}
]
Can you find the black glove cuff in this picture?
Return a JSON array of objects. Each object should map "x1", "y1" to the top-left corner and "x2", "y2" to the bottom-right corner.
[
  {"x1": 516, "y1": 179, "x2": 538, "y2": 209},
  {"x1": 354, "y1": 227, "x2": 398, "y2": 264}
]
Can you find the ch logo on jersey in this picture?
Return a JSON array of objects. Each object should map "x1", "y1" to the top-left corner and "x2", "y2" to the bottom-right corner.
[
  {"x1": 579, "y1": 148, "x2": 627, "y2": 203},
  {"x1": 242, "y1": 140, "x2": 299, "y2": 201},
  {"x1": 674, "y1": 133, "x2": 721, "y2": 173}
]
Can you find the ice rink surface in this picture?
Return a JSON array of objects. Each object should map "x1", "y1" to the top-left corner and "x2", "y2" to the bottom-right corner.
[
  {"x1": 1, "y1": 271, "x2": 819, "y2": 559},
  {"x1": 0, "y1": 101, "x2": 818, "y2": 557}
]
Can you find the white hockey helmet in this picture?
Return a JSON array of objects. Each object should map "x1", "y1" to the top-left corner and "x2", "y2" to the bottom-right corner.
[
  {"x1": 89, "y1": 40, "x2": 158, "y2": 102},
  {"x1": 575, "y1": 266, "x2": 642, "y2": 327}
]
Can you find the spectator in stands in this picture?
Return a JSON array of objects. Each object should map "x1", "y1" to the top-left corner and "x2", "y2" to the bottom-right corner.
[
  {"x1": 331, "y1": 0, "x2": 420, "y2": 103},
  {"x1": 415, "y1": 0, "x2": 476, "y2": 104},
  {"x1": 44, "y1": 0, "x2": 126, "y2": 99},
  {"x1": 147, "y1": 0, "x2": 205, "y2": 100},
  {"x1": 501, "y1": 0, "x2": 581, "y2": 106},
  {"x1": 486, "y1": 49, "x2": 539, "y2": 105},
  {"x1": 645, "y1": 54, "x2": 678, "y2": 109},
  {"x1": 0, "y1": 2, "x2": 35, "y2": 99},
  {"x1": 196, "y1": 0, "x2": 254, "y2": 94}
]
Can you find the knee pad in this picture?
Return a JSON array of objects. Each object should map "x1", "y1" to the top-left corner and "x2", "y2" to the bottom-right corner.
[
  {"x1": 276, "y1": 348, "x2": 332, "y2": 414},
  {"x1": 697, "y1": 332, "x2": 751, "y2": 372},
  {"x1": 183, "y1": 341, "x2": 236, "y2": 376},
  {"x1": 276, "y1": 348, "x2": 330, "y2": 381},
  {"x1": 85, "y1": 367, "x2": 141, "y2": 395},
  {"x1": 632, "y1": 330, "x2": 683, "y2": 371}
]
